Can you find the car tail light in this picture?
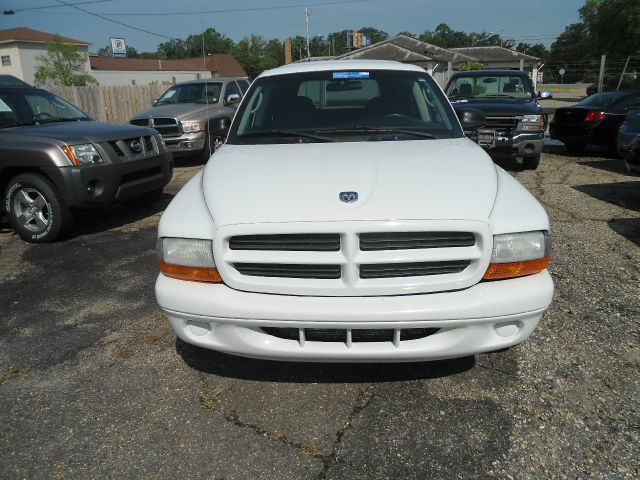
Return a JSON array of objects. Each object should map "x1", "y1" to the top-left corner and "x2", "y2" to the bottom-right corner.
[{"x1": 585, "y1": 111, "x2": 605, "y2": 122}]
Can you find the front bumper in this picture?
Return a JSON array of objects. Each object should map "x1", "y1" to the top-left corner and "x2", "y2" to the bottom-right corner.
[
  {"x1": 163, "y1": 132, "x2": 206, "y2": 155},
  {"x1": 44, "y1": 152, "x2": 173, "y2": 209},
  {"x1": 156, "y1": 270, "x2": 554, "y2": 362},
  {"x1": 480, "y1": 131, "x2": 544, "y2": 158}
]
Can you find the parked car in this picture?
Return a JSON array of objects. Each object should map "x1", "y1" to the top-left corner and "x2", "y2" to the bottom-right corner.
[
  {"x1": 624, "y1": 135, "x2": 640, "y2": 174},
  {"x1": 130, "y1": 77, "x2": 249, "y2": 161},
  {"x1": 445, "y1": 69, "x2": 552, "y2": 170},
  {"x1": 550, "y1": 90, "x2": 640, "y2": 152},
  {"x1": 155, "y1": 60, "x2": 554, "y2": 363},
  {"x1": 616, "y1": 108, "x2": 640, "y2": 158},
  {"x1": 0, "y1": 75, "x2": 173, "y2": 243}
]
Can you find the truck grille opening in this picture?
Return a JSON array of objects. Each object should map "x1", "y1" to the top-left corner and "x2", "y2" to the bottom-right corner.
[
  {"x1": 261, "y1": 327, "x2": 440, "y2": 344},
  {"x1": 484, "y1": 116, "x2": 518, "y2": 129},
  {"x1": 143, "y1": 135, "x2": 154, "y2": 153},
  {"x1": 359, "y1": 260, "x2": 470, "y2": 279},
  {"x1": 359, "y1": 232, "x2": 475, "y2": 251},
  {"x1": 234, "y1": 263, "x2": 341, "y2": 279},
  {"x1": 120, "y1": 166, "x2": 162, "y2": 185},
  {"x1": 230, "y1": 234, "x2": 340, "y2": 251},
  {"x1": 109, "y1": 141, "x2": 125, "y2": 156}
]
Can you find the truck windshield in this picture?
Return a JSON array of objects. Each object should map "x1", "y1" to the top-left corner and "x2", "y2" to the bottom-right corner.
[
  {"x1": 0, "y1": 88, "x2": 91, "y2": 128},
  {"x1": 227, "y1": 70, "x2": 461, "y2": 144},
  {"x1": 447, "y1": 74, "x2": 535, "y2": 101},
  {"x1": 156, "y1": 82, "x2": 222, "y2": 105}
]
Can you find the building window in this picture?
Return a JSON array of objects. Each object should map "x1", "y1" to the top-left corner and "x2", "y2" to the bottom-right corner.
[
  {"x1": 1, "y1": 55, "x2": 10, "y2": 66},
  {"x1": 131, "y1": 79, "x2": 136, "y2": 85}
]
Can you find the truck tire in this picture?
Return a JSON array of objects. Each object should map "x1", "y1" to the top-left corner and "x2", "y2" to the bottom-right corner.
[
  {"x1": 522, "y1": 155, "x2": 540, "y2": 170},
  {"x1": 201, "y1": 134, "x2": 224, "y2": 162},
  {"x1": 3, "y1": 173, "x2": 70, "y2": 243}
]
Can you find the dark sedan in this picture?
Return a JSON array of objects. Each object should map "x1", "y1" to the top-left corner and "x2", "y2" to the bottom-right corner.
[{"x1": 550, "y1": 90, "x2": 640, "y2": 152}]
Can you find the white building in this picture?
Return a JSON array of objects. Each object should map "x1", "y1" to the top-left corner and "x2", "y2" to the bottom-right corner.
[{"x1": 0, "y1": 27, "x2": 91, "y2": 85}]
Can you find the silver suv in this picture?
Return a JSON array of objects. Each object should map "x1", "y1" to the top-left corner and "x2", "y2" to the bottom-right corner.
[{"x1": 130, "y1": 77, "x2": 249, "y2": 161}]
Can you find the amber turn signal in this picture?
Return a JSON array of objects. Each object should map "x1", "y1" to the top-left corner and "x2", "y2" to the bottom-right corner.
[
  {"x1": 62, "y1": 145, "x2": 80, "y2": 166},
  {"x1": 159, "y1": 261, "x2": 223, "y2": 283},
  {"x1": 483, "y1": 256, "x2": 550, "y2": 280}
]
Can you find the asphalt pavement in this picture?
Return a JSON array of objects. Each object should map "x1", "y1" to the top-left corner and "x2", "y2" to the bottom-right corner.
[{"x1": 0, "y1": 148, "x2": 638, "y2": 479}]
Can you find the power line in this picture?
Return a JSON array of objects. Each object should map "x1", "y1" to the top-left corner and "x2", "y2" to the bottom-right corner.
[
  {"x1": 12, "y1": 0, "x2": 113, "y2": 12},
  {"x1": 88, "y1": 0, "x2": 370, "y2": 16},
  {"x1": 53, "y1": 0, "x2": 176, "y2": 39}
]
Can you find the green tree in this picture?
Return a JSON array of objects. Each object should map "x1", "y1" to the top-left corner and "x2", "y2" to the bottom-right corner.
[
  {"x1": 34, "y1": 35, "x2": 96, "y2": 87},
  {"x1": 157, "y1": 28, "x2": 234, "y2": 58},
  {"x1": 458, "y1": 61, "x2": 484, "y2": 71},
  {"x1": 231, "y1": 35, "x2": 283, "y2": 78},
  {"x1": 515, "y1": 42, "x2": 550, "y2": 60},
  {"x1": 579, "y1": 0, "x2": 640, "y2": 57},
  {"x1": 419, "y1": 24, "x2": 470, "y2": 48},
  {"x1": 358, "y1": 27, "x2": 389, "y2": 45}
]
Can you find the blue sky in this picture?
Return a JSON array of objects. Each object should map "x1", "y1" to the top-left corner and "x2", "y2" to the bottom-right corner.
[{"x1": 0, "y1": 0, "x2": 585, "y2": 52}]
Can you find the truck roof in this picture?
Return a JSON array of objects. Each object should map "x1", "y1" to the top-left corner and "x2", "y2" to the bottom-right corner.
[
  {"x1": 172, "y1": 77, "x2": 246, "y2": 86},
  {"x1": 450, "y1": 69, "x2": 530, "y2": 77},
  {"x1": 259, "y1": 60, "x2": 426, "y2": 78}
]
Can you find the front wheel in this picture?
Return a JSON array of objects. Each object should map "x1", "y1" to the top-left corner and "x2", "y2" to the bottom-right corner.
[
  {"x1": 522, "y1": 155, "x2": 540, "y2": 170},
  {"x1": 4, "y1": 173, "x2": 70, "y2": 243},
  {"x1": 201, "y1": 135, "x2": 225, "y2": 162}
]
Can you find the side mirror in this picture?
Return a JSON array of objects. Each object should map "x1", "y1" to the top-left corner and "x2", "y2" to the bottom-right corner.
[
  {"x1": 537, "y1": 90, "x2": 553, "y2": 100},
  {"x1": 152, "y1": 98, "x2": 158, "y2": 106},
  {"x1": 225, "y1": 93, "x2": 241, "y2": 105},
  {"x1": 455, "y1": 108, "x2": 486, "y2": 130}
]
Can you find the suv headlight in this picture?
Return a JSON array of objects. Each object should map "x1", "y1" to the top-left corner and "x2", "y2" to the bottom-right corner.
[
  {"x1": 157, "y1": 237, "x2": 222, "y2": 283},
  {"x1": 483, "y1": 231, "x2": 551, "y2": 280},
  {"x1": 181, "y1": 121, "x2": 205, "y2": 134},
  {"x1": 62, "y1": 143, "x2": 103, "y2": 166},
  {"x1": 520, "y1": 114, "x2": 545, "y2": 132}
]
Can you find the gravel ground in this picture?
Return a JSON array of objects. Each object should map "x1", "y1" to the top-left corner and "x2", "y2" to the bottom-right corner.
[{"x1": 0, "y1": 147, "x2": 638, "y2": 479}]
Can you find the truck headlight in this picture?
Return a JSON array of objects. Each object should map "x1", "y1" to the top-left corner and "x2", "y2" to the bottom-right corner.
[
  {"x1": 483, "y1": 231, "x2": 551, "y2": 280},
  {"x1": 157, "y1": 237, "x2": 222, "y2": 283},
  {"x1": 181, "y1": 121, "x2": 205, "y2": 134},
  {"x1": 520, "y1": 114, "x2": 545, "y2": 132},
  {"x1": 62, "y1": 143, "x2": 103, "y2": 166}
]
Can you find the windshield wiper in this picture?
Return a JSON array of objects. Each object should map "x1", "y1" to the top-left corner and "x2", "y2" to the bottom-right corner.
[
  {"x1": 238, "y1": 129, "x2": 335, "y2": 142},
  {"x1": 38, "y1": 117, "x2": 87, "y2": 124},
  {"x1": 317, "y1": 126, "x2": 436, "y2": 139}
]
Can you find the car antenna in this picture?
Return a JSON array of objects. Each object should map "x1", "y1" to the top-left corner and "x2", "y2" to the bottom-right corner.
[{"x1": 202, "y1": 24, "x2": 212, "y2": 158}]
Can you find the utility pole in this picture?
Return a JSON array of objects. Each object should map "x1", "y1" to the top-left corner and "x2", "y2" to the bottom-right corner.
[
  {"x1": 598, "y1": 55, "x2": 606, "y2": 93},
  {"x1": 304, "y1": 8, "x2": 311, "y2": 59}
]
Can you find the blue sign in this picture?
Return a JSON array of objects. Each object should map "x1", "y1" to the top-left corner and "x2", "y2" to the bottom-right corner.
[{"x1": 332, "y1": 72, "x2": 370, "y2": 79}]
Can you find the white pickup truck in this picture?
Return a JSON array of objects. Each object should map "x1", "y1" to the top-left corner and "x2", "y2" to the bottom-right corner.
[{"x1": 155, "y1": 60, "x2": 554, "y2": 363}]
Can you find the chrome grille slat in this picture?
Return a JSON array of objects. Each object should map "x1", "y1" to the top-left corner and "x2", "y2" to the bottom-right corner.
[
  {"x1": 230, "y1": 234, "x2": 340, "y2": 251},
  {"x1": 359, "y1": 260, "x2": 471, "y2": 279},
  {"x1": 360, "y1": 231, "x2": 475, "y2": 251},
  {"x1": 484, "y1": 116, "x2": 518, "y2": 129}
]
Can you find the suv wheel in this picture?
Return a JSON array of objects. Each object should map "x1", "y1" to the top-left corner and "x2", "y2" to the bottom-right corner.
[
  {"x1": 4, "y1": 173, "x2": 70, "y2": 243},
  {"x1": 522, "y1": 155, "x2": 540, "y2": 170}
]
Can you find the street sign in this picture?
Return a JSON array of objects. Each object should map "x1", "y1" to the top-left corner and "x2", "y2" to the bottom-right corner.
[{"x1": 110, "y1": 37, "x2": 127, "y2": 58}]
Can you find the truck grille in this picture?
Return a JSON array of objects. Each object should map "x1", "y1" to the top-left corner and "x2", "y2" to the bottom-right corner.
[
  {"x1": 359, "y1": 231, "x2": 475, "y2": 250},
  {"x1": 230, "y1": 234, "x2": 340, "y2": 251},
  {"x1": 261, "y1": 327, "x2": 440, "y2": 345},
  {"x1": 131, "y1": 117, "x2": 180, "y2": 137},
  {"x1": 107, "y1": 135, "x2": 155, "y2": 157},
  {"x1": 484, "y1": 116, "x2": 518, "y2": 129},
  {"x1": 216, "y1": 221, "x2": 491, "y2": 296}
]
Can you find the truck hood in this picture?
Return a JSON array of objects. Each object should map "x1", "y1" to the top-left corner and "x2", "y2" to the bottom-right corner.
[
  {"x1": 202, "y1": 138, "x2": 498, "y2": 227},
  {"x1": 451, "y1": 99, "x2": 542, "y2": 116},
  {"x1": 132, "y1": 103, "x2": 222, "y2": 120},
  {"x1": 4, "y1": 120, "x2": 156, "y2": 143}
]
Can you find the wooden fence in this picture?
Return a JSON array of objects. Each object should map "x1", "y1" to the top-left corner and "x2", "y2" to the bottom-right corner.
[{"x1": 49, "y1": 85, "x2": 168, "y2": 125}]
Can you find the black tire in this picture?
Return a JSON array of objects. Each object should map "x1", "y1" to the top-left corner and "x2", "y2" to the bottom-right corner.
[
  {"x1": 201, "y1": 134, "x2": 225, "y2": 162},
  {"x1": 121, "y1": 187, "x2": 163, "y2": 208},
  {"x1": 564, "y1": 141, "x2": 585, "y2": 153},
  {"x1": 522, "y1": 155, "x2": 540, "y2": 170},
  {"x1": 3, "y1": 173, "x2": 70, "y2": 243}
]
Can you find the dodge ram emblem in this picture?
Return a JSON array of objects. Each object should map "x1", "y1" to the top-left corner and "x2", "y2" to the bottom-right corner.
[
  {"x1": 339, "y1": 191, "x2": 358, "y2": 203},
  {"x1": 129, "y1": 140, "x2": 142, "y2": 153}
]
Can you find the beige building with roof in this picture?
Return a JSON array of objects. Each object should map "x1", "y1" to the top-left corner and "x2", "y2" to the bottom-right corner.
[
  {"x1": 89, "y1": 55, "x2": 247, "y2": 86},
  {"x1": 0, "y1": 27, "x2": 91, "y2": 85}
]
